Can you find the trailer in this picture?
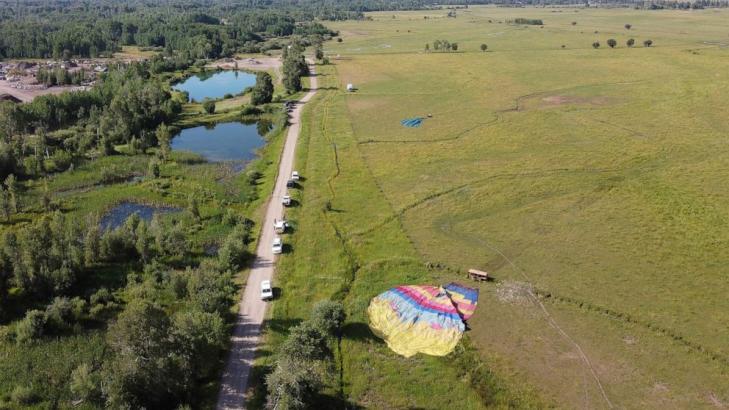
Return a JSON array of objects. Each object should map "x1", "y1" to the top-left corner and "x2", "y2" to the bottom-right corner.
[{"x1": 468, "y1": 269, "x2": 489, "y2": 282}]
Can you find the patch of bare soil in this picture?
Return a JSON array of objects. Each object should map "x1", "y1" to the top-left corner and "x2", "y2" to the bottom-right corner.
[
  {"x1": 495, "y1": 280, "x2": 535, "y2": 305},
  {"x1": 0, "y1": 80, "x2": 85, "y2": 102},
  {"x1": 208, "y1": 57, "x2": 282, "y2": 84}
]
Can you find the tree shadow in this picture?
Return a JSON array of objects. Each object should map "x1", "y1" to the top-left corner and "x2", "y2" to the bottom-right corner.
[
  {"x1": 312, "y1": 393, "x2": 365, "y2": 410},
  {"x1": 341, "y1": 322, "x2": 381, "y2": 343},
  {"x1": 260, "y1": 317, "x2": 303, "y2": 335}
]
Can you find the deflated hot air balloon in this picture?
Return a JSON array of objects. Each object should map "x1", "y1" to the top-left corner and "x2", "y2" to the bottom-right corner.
[{"x1": 367, "y1": 283, "x2": 479, "y2": 357}]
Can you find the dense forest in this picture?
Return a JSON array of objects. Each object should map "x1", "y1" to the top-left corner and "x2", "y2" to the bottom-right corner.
[
  {"x1": 1, "y1": 0, "x2": 727, "y2": 60},
  {"x1": 0, "y1": 1, "x2": 338, "y2": 59}
]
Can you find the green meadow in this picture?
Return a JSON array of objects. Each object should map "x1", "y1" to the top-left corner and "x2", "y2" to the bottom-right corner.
[{"x1": 257, "y1": 6, "x2": 729, "y2": 409}]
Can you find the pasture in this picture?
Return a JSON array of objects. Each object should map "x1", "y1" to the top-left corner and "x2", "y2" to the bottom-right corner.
[{"x1": 260, "y1": 6, "x2": 729, "y2": 409}]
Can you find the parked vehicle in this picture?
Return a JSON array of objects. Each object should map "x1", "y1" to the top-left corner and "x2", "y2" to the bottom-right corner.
[
  {"x1": 282, "y1": 194, "x2": 291, "y2": 206},
  {"x1": 291, "y1": 171, "x2": 300, "y2": 181},
  {"x1": 274, "y1": 218, "x2": 288, "y2": 233},
  {"x1": 260, "y1": 280, "x2": 273, "y2": 301},
  {"x1": 272, "y1": 237, "x2": 283, "y2": 254},
  {"x1": 286, "y1": 179, "x2": 295, "y2": 188}
]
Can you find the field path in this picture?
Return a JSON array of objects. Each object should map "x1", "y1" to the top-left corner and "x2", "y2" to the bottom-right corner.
[{"x1": 216, "y1": 63, "x2": 318, "y2": 410}]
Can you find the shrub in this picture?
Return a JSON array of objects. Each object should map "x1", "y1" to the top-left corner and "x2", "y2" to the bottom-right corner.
[
  {"x1": 241, "y1": 105, "x2": 261, "y2": 116},
  {"x1": 15, "y1": 310, "x2": 46, "y2": 343},
  {"x1": 644, "y1": 39, "x2": 653, "y2": 47},
  {"x1": 44, "y1": 296, "x2": 74, "y2": 332},
  {"x1": 90, "y1": 287, "x2": 113, "y2": 306},
  {"x1": 202, "y1": 100, "x2": 216, "y2": 114},
  {"x1": 511, "y1": 18, "x2": 543, "y2": 25},
  {"x1": 10, "y1": 385, "x2": 37, "y2": 405},
  {"x1": 607, "y1": 39, "x2": 617, "y2": 48},
  {"x1": 627, "y1": 38, "x2": 635, "y2": 47},
  {"x1": 70, "y1": 363, "x2": 102, "y2": 403},
  {"x1": 592, "y1": 41, "x2": 600, "y2": 49}
]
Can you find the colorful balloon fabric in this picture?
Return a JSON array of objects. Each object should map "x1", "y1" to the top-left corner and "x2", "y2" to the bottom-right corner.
[
  {"x1": 443, "y1": 282, "x2": 479, "y2": 320},
  {"x1": 367, "y1": 284, "x2": 479, "y2": 357}
]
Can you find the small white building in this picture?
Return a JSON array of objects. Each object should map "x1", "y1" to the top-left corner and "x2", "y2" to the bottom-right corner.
[{"x1": 346, "y1": 83, "x2": 355, "y2": 92}]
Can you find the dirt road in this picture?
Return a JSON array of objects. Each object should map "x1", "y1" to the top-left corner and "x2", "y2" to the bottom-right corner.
[{"x1": 216, "y1": 65, "x2": 318, "y2": 410}]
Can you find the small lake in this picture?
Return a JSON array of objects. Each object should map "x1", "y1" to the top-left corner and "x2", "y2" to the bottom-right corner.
[
  {"x1": 171, "y1": 121, "x2": 271, "y2": 163},
  {"x1": 101, "y1": 202, "x2": 180, "y2": 230},
  {"x1": 172, "y1": 70, "x2": 256, "y2": 102}
]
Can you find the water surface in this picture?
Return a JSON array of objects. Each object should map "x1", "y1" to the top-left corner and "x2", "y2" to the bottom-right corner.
[
  {"x1": 101, "y1": 202, "x2": 180, "y2": 230},
  {"x1": 172, "y1": 70, "x2": 256, "y2": 102},
  {"x1": 171, "y1": 121, "x2": 270, "y2": 163}
]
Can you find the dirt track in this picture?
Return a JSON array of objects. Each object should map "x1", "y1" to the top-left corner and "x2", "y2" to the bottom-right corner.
[{"x1": 216, "y1": 64, "x2": 318, "y2": 410}]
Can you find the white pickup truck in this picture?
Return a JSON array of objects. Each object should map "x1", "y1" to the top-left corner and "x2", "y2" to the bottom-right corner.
[{"x1": 282, "y1": 194, "x2": 291, "y2": 206}]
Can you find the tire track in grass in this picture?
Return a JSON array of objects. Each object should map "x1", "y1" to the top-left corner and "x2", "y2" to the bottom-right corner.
[{"x1": 349, "y1": 164, "x2": 639, "y2": 238}]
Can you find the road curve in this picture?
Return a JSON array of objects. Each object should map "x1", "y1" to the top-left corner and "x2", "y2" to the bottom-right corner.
[{"x1": 217, "y1": 64, "x2": 318, "y2": 410}]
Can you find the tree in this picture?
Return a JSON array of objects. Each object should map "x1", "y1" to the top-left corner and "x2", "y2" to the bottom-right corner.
[
  {"x1": 310, "y1": 300, "x2": 346, "y2": 336},
  {"x1": 147, "y1": 159, "x2": 160, "y2": 179},
  {"x1": 607, "y1": 39, "x2": 617, "y2": 48},
  {"x1": 0, "y1": 187, "x2": 10, "y2": 221},
  {"x1": 84, "y1": 215, "x2": 101, "y2": 266},
  {"x1": 172, "y1": 309, "x2": 226, "y2": 386},
  {"x1": 5, "y1": 174, "x2": 17, "y2": 213},
  {"x1": 266, "y1": 358, "x2": 322, "y2": 410},
  {"x1": 451, "y1": 43, "x2": 458, "y2": 51},
  {"x1": 480, "y1": 43, "x2": 488, "y2": 52},
  {"x1": 187, "y1": 194, "x2": 200, "y2": 222},
  {"x1": 266, "y1": 360, "x2": 316, "y2": 409},
  {"x1": 281, "y1": 322, "x2": 330, "y2": 361},
  {"x1": 625, "y1": 23, "x2": 632, "y2": 29},
  {"x1": 103, "y1": 300, "x2": 181, "y2": 408},
  {"x1": 202, "y1": 100, "x2": 216, "y2": 114},
  {"x1": 156, "y1": 123, "x2": 172, "y2": 161},
  {"x1": 40, "y1": 179, "x2": 52, "y2": 212},
  {"x1": 250, "y1": 72, "x2": 274, "y2": 106},
  {"x1": 425, "y1": 43, "x2": 430, "y2": 52},
  {"x1": 592, "y1": 41, "x2": 601, "y2": 49},
  {"x1": 187, "y1": 267, "x2": 234, "y2": 316},
  {"x1": 644, "y1": 39, "x2": 653, "y2": 47},
  {"x1": 314, "y1": 44, "x2": 324, "y2": 61},
  {"x1": 627, "y1": 38, "x2": 635, "y2": 47}
]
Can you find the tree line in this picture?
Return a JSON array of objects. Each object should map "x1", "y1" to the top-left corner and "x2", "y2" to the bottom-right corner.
[{"x1": 0, "y1": 1, "x2": 337, "y2": 59}]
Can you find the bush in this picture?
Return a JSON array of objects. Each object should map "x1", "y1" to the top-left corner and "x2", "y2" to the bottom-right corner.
[
  {"x1": 607, "y1": 38, "x2": 617, "y2": 48},
  {"x1": 241, "y1": 104, "x2": 261, "y2": 116},
  {"x1": 511, "y1": 18, "x2": 543, "y2": 25},
  {"x1": 15, "y1": 310, "x2": 46, "y2": 343},
  {"x1": 202, "y1": 100, "x2": 216, "y2": 114},
  {"x1": 44, "y1": 296, "x2": 75, "y2": 332},
  {"x1": 90, "y1": 287, "x2": 113, "y2": 306},
  {"x1": 10, "y1": 385, "x2": 37, "y2": 405},
  {"x1": 70, "y1": 363, "x2": 102, "y2": 403}
]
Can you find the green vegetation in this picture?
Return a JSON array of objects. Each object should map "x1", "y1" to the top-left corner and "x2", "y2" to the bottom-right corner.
[
  {"x1": 283, "y1": 42, "x2": 310, "y2": 93},
  {"x1": 251, "y1": 72, "x2": 275, "y2": 106},
  {"x1": 255, "y1": 6, "x2": 729, "y2": 409}
]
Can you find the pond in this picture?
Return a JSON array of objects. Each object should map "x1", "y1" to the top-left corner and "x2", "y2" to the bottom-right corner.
[
  {"x1": 171, "y1": 120, "x2": 272, "y2": 163},
  {"x1": 101, "y1": 202, "x2": 181, "y2": 230},
  {"x1": 172, "y1": 70, "x2": 256, "y2": 102}
]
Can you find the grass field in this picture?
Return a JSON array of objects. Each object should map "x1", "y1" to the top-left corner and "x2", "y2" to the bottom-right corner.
[{"x1": 256, "y1": 6, "x2": 729, "y2": 409}]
